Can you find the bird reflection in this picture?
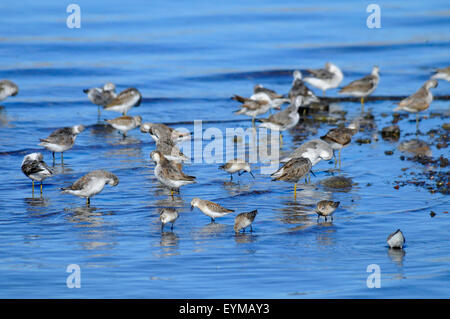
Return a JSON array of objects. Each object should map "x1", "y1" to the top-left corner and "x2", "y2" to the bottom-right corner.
[
  {"x1": 0, "y1": 106, "x2": 12, "y2": 127},
  {"x1": 24, "y1": 197, "x2": 50, "y2": 215},
  {"x1": 64, "y1": 206, "x2": 115, "y2": 252},
  {"x1": 387, "y1": 248, "x2": 406, "y2": 267},
  {"x1": 222, "y1": 180, "x2": 252, "y2": 196},
  {"x1": 234, "y1": 232, "x2": 257, "y2": 244},
  {"x1": 155, "y1": 231, "x2": 179, "y2": 258},
  {"x1": 398, "y1": 139, "x2": 431, "y2": 157},
  {"x1": 315, "y1": 222, "x2": 336, "y2": 247},
  {"x1": 193, "y1": 222, "x2": 228, "y2": 239}
]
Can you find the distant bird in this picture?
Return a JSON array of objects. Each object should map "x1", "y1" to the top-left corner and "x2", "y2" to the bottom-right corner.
[
  {"x1": 431, "y1": 66, "x2": 450, "y2": 81},
  {"x1": 315, "y1": 200, "x2": 340, "y2": 221},
  {"x1": 61, "y1": 170, "x2": 119, "y2": 206},
  {"x1": 387, "y1": 229, "x2": 405, "y2": 249},
  {"x1": 233, "y1": 92, "x2": 283, "y2": 126},
  {"x1": 159, "y1": 208, "x2": 179, "y2": 231},
  {"x1": 320, "y1": 123, "x2": 358, "y2": 169},
  {"x1": 258, "y1": 96, "x2": 303, "y2": 145},
  {"x1": 394, "y1": 79, "x2": 438, "y2": 131},
  {"x1": 105, "y1": 115, "x2": 142, "y2": 138},
  {"x1": 21, "y1": 153, "x2": 53, "y2": 195},
  {"x1": 141, "y1": 122, "x2": 190, "y2": 145},
  {"x1": 104, "y1": 88, "x2": 142, "y2": 115},
  {"x1": 219, "y1": 158, "x2": 254, "y2": 181},
  {"x1": 288, "y1": 70, "x2": 320, "y2": 105},
  {"x1": 151, "y1": 150, "x2": 196, "y2": 197},
  {"x1": 271, "y1": 157, "x2": 312, "y2": 200},
  {"x1": 339, "y1": 66, "x2": 379, "y2": 113},
  {"x1": 83, "y1": 82, "x2": 117, "y2": 115},
  {"x1": 39, "y1": 124, "x2": 85, "y2": 163},
  {"x1": 190, "y1": 198, "x2": 234, "y2": 222},
  {"x1": 0, "y1": 80, "x2": 19, "y2": 101},
  {"x1": 234, "y1": 210, "x2": 258, "y2": 233},
  {"x1": 303, "y1": 62, "x2": 344, "y2": 96}
]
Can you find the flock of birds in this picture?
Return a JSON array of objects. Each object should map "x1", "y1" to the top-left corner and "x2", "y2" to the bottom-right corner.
[{"x1": 2, "y1": 64, "x2": 449, "y2": 248}]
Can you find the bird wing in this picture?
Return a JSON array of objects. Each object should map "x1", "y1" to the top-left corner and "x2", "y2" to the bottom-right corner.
[
  {"x1": 340, "y1": 75, "x2": 375, "y2": 93},
  {"x1": 306, "y1": 68, "x2": 334, "y2": 80}
]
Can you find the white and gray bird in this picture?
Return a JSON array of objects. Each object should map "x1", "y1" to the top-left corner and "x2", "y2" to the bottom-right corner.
[
  {"x1": 288, "y1": 70, "x2": 320, "y2": 105},
  {"x1": 159, "y1": 208, "x2": 179, "y2": 231},
  {"x1": 21, "y1": 153, "x2": 53, "y2": 195},
  {"x1": 61, "y1": 170, "x2": 119, "y2": 206},
  {"x1": 38, "y1": 124, "x2": 85, "y2": 163},
  {"x1": 83, "y1": 82, "x2": 117, "y2": 107},
  {"x1": 141, "y1": 122, "x2": 190, "y2": 145},
  {"x1": 219, "y1": 158, "x2": 254, "y2": 181},
  {"x1": 431, "y1": 66, "x2": 450, "y2": 82},
  {"x1": 190, "y1": 197, "x2": 234, "y2": 222},
  {"x1": 103, "y1": 88, "x2": 142, "y2": 115},
  {"x1": 387, "y1": 229, "x2": 405, "y2": 249},
  {"x1": 105, "y1": 115, "x2": 142, "y2": 138},
  {"x1": 234, "y1": 209, "x2": 258, "y2": 233},
  {"x1": 303, "y1": 62, "x2": 344, "y2": 96},
  {"x1": 0, "y1": 80, "x2": 19, "y2": 101}
]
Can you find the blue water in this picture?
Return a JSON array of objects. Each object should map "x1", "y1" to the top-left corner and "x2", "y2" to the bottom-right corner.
[{"x1": 0, "y1": 0, "x2": 449, "y2": 298}]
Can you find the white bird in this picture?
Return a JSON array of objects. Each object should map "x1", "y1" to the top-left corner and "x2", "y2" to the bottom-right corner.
[
  {"x1": 190, "y1": 198, "x2": 234, "y2": 222},
  {"x1": 159, "y1": 208, "x2": 179, "y2": 231},
  {"x1": 38, "y1": 125, "x2": 85, "y2": 163},
  {"x1": 104, "y1": 88, "x2": 142, "y2": 115}
]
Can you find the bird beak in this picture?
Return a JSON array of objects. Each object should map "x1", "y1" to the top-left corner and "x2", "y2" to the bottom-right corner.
[
  {"x1": 190, "y1": 205, "x2": 194, "y2": 211},
  {"x1": 310, "y1": 170, "x2": 316, "y2": 177},
  {"x1": 249, "y1": 171, "x2": 255, "y2": 178}
]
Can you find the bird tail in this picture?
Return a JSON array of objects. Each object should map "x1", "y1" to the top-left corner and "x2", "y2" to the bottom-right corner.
[{"x1": 83, "y1": 89, "x2": 89, "y2": 93}]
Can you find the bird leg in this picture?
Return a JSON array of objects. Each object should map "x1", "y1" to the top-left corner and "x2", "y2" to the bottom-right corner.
[
  {"x1": 294, "y1": 183, "x2": 297, "y2": 200},
  {"x1": 279, "y1": 133, "x2": 283, "y2": 147},
  {"x1": 361, "y1": 97, "x2": 365, "y2": 114},
  {"x1": 252, "y1": 117, "x2": 255, "y2": 127},
  {"x1": 171, "y1": 223, "x2": 174, "y2": 230},
  {"x1": 161, "y1": 223, "x2": 164, "y2": 232},
  {"x1": 32, "y1": 181, "x2": 34, "y2": 196},
  {"x1": 250, "y1": 225, "x2": 253, "y2": 233},
  {"x1": 230, "y1": 174, "x2": 233, "y2": 181},
  {"x1": 416, "y1": 113, "x2": 419, "y2": 132},
  {"x1": 61, "y1": 152, "x2": 64, "y2": 165},
  {"x1": 338, "y1": 149, "x2": 342, "y2": 170},
  {"x1": 40, "y1": 182, "x2": 43, "y2": 196},
  {"x1": 170, "y1": 190, "x2": 174, "y2": 200},
  {"x1": 86, "y1": 197, "x2": 90, "y2": 207}
]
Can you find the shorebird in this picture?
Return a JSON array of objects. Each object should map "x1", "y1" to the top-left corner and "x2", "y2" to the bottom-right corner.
[
  {"x1": 431, "y1": 66, "x2": 450, "y2": 81},
  {"x1": 233, "y1": 91, "x2": 286, "y2": 126},
  {"x1": 159, "y1": 208, "x2": 179, "y2": 231},
  {"x1": 387, "y1": 229, "x2": 405, "y2": 249},
  {"x1": 39, "y1": 124, "x2": 85, "y2": 164},
  {"x1": 104, "y1": 88, "x2": 142, "y2": 115},
  {"x1": 288, "y1": 70, "x2": 320, "y2": 106},
  {"x1": 320, "y1": 123, "x2": 358, "y2": 169},
  {"x1": 141, "y1": 122, "x2": 190, "y2": 145},
  {"x1": 83, "y1": 82, "x2": 117, "y2": 116},
  {"x1": 190, "y1": 198, "x2": 234, "y2": 222},
  {"x1": 219, "y1": 158, "x2": 254, "y2": 181},
  {"x1": 281, "y1": 139, "x2": 333, "y2": 182},
  {"x1": 156, "y1": 140, "x2": 189, "y2": 162},
  {"x1": 394, "y1": 79, "x2": 438, "y2": 131},
  {"x1": 253, "y1": 84, "x2": 283, "y2": 100},
  {"x1": 151, "y1": 150, "x2": 196, "y2": 197},
  {"x1": 105, "y1": 115, "x2": 142, "y2": 138},
  {"x1": 21, "y1": 153, "x2": 53, "y2": 196},
  {"x1": 84, "y1": 82, "x2": 116, "y2": 105},
  {"x1": 234, "y1": 209, "x2": 258, "y2": 233},
  {"x1": 282, "y1": 139, "x2": 333, "y2": 165},
  {"x1": 339, "y1": 66, "x2": 379, "y2": 113},
  {"x1": 303, "y1": 62, "x2": 344, "y2": 96},
  {"x1": 0, "y1": 80, "x2": 19, "y2": 101},
  {"x1": 271, "y1": 157, "x2": 312, "y2": 200},
  {"x1": 61, "y1": 170, "x2": 119, "y2": 206},
  {"x1": 258, "y1": 96, "x2": 303, "y2": 145},
  {"x1": 316, "y1": 200, "x2": 340, "y2": 221}
]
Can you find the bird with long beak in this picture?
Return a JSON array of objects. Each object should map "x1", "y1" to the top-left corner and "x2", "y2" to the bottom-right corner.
[
  {"x1": 271, "y1": 157, "x2": 313, "y2": 200},
  {"x1": 219, "y1": 158, "x2": 254, "y2": 181}
]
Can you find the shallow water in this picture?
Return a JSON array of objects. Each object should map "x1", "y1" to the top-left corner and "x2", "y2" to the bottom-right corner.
[{"x1": 0, "y1": 0, "x2": 449, "y2": 298}]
